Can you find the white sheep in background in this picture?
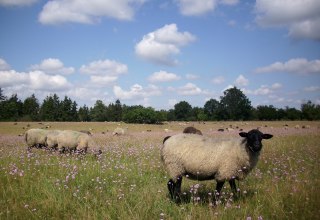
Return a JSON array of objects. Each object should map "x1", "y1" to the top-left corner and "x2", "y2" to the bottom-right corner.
[
  {"x1": 161, "y1": 129, "x2": 273, "y2": 202},
  {"x1": 46, "y1": 130, "x2": 92, "y2": 154},
  {"x1": 113, "y1": 127, "x2": 128, "y2": 136},
  {"x1": 25, "y1": 128, "x2": 53, "y2": 149}
]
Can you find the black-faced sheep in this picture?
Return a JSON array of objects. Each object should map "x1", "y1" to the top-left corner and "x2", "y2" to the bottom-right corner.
[
  {"x1": 161, "y1": 129, "x2": 273, "y2": 202},
  {"x1": 183, "y1": 126, "x2": 202, "y2": 135}
]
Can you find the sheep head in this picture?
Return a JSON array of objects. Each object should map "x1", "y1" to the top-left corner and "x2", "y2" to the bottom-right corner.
[{"x1": 239, "y1": 129, "x2": 273, "y2": 152}]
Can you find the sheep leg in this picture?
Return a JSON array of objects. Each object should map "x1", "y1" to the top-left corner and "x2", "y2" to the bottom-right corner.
[
  {"x1": 167, "y1": 176, "x2": 182, "y2": 202},
  {"x1": 215, "y1": 181, "x2": 225, "y2": 197},
  {"x1": 229, "y1": 179, "x2": 238, "y2": 196}
]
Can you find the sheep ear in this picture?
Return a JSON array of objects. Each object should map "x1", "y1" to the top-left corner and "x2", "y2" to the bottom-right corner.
[
  {"x1": 239, "y1": 132, "x2": 247, "y2": 137},
  {"x1": 262, "y1": 134, "x2": 273, "y2": 139}
]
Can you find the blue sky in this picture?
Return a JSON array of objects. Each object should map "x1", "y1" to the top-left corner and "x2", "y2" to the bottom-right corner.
[{"x1": 0, "y1": 0, "x2": 319, "y2": 110}]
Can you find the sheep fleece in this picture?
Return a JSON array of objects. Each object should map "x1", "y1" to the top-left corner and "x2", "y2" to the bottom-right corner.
[
  {"x1": 55, "y1": 130, "x2": 92, "y2": 150},
  {"x1": 161, "y1": 134, "x2": 259, "y2": 182},
  {"x1": 25, "y1": 128, "x2": 50, "y2": 147}
]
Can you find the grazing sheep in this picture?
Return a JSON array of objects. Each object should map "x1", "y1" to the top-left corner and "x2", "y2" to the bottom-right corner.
[
  {"x1": 47, "y1": 130, "x2": 92, "y2": 154},
  {"x1": 25, "y1": 128, "x2": 51, "y2": 149},
  {"x1": 161, "y1": 129, "x2": 273, "y2": 202},
  {"x1": 113, "y1": 127, "x2": 127, "y2": 136},
  {"x1": 183, "y1": 126, "x2": 202, "y2": 135},
  {"x1": 45, "y1": 130, "x2": 63, "y2": 151}
]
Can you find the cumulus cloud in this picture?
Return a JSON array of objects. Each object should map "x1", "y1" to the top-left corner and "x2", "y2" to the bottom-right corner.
[
  {"x1": 135, "y1": 23, "x2": 196, "y2": 66},
  {"x1": 148, "y1": 70, "x2": 181, "y2": 82},
  {"x1": 80, "y1": 59, "x2": 127, "y2": 86},
  {"x1": 304, "y1": 86, "x2": 320, "y2": 92},
  {"x1": 254, "y1": 0, "x2": 320, "y2": 40},
  {"x1": 212, "y1": 76, "x2": 225, "y2": 84},
  {"x1": 30, "y1": 58, "x2": 75, "y2": 75},
  {"x1": 0, "y1": 70, "x2": 71, "y2": 91},
  {"x1": 113, "y1": 84, "x2": 161, "y2": 100},
  {"x1": 0, "y1": 58, "x2": 10, "y2": 70},
  {"x1": 243, "y1": 83, "x2": 282, "y2": 96},
  {"x1": 0, "y1": 0, "x2": 38, "y2": 7},
  {"x1": 255, "y1": 58, "x2": 320, "y2": 75},
  {"x1": 80, "y1": 59, "x2": 128, "y2": 75},
  {"x1": 38, "y1": 0, "x2": 146, "y2": 25},
  {"x1": 177, "y1": 83, "x2": 206, "y2": 95},
  {"x1": 176, "y1": 0, "x2": 238, "y2": 16},
  {"x1": 235, "y1": 74, "x2": 249, "y2": 86}
]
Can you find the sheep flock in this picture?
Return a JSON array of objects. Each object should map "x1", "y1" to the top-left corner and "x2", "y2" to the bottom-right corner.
[{"x1": 24, "y1": 124, "x2": 274, "y2": 204}]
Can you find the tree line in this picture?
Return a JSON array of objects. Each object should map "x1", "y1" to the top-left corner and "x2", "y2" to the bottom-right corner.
[{"x1": 0, "y1": 87, "x2": 319, "y2": 123}]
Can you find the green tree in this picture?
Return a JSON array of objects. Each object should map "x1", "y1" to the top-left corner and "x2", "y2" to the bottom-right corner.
[
  {"x1": 0, "y1": 88, "x2": 6, "y2": 101},
  {"x1": 301, "y1": 101, "x2": 320, "y2": 120},
  {"x1": 123, "y1": 106, "x2": 161, "y2": 124},
  {"x1": 284, "y1": 106, "x2": 301, "y2": 120},
  {"x1": 90, "y1": 100, "x2": 107, "y2": 121},
  {"x1": 256, "y1": 105, "x2": 278, "y2": 120},
  {"x1": 23, "y1": 94, "x2": 40, "y2": 121},
  {"x1": 78, "y1": 105, "x2": 90, "y2": 121},
  {"x1": 174, "y1": 101, "x2": 192, "y2": 121},
  {"x1": 106, "y1": 99, "x2": 123, "y2": 121},
  {"x1": 220, "y1": 87, "x2": 252, "y2": 120},
  {"x1": 60, "y1": 96, "x2": 78, "y2": 121},
  {"x1": 204, "y1": 98, "x2": 220, "y2": 120},
  {"x1": 40, "y1": 94, "x2": 61, "y2": 121},
  {"x1": 0, "y1": 94, "x2": 23, "y2": 121}
]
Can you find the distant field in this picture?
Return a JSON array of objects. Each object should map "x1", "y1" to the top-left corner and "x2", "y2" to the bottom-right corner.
[{"x1": 0, "y1": 121, "x2": 319, "y2": 219}]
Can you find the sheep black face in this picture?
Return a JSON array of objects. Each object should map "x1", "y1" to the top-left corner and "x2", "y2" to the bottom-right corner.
[{"x1": 239, "y1": 129, "x2": 273, "y2": 152}]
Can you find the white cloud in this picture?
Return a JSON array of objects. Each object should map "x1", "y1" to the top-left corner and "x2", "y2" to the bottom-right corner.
[
  {"x1": 235, "y1": 74, "x2": 249, "y2": 86},
  {"x1": 304, "y1": 86, "x2": 320, "y2": 92},
  {"x1": 0, "y1": 0, "x2": 38, "y2": 7},
  {"x1": 0, "y1": 70, "x2": 71, "y2": 91},
  {"x1": 255, "y1": 58, "x2": 320, "y2": 75},
  {"x1": 177, "y1": 83, "x2": 205, "y2": 95},
  {"x1": 148, "y1": 70, "x2": 181, "y2": 82},
  {"x1": 0, "y1": 70, "x2": 29, "y2": 87},
  {"x1": 113, "y1": 84, "x2": 161, "y2": 100},
  {"x1": 255, "y1": 0, "x2": 320, "y2": 41},
  {"x1": 0, "y1": 58, "x2": 10, "y2": 70},
  {"x1": 29, "y1": 71, "x2": 71, "y2": 91},
  {"x1": 30, "y1": 58, "x2": 74, "y2": 75},
  {"x1": 135, "y1": 23, "x2": 196, "y2": 66},
  {"x1": 212, "y1": 76, "x2": 225, "y2": 84},
  {"x1": 80, "y1": 59, "x2": 128, "y2": 75},
  {"x1": 185, "y1": 74, "x2": 199, "y2": 80},
  {"x1": 38, "y1": 0, "x2": 146, "y2": 25},
  {"x1": 90, "y1": 75, "x2": 118, "y2": 86},
  {"x1": 243, "y1": 83, "x2": 282, "y2": 96},
  {"x1": 176, "y1": 0, "x2": 238, "y2": 16}
]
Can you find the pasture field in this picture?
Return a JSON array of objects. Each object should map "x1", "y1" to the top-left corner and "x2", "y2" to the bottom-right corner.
[{"x1": 0, "y1": 121, "x2": 319, "y2": 219}]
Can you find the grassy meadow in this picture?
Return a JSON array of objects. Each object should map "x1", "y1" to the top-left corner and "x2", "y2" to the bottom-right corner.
[{"x1": 0, "y1": 121, "x2": 319, "y2": 219}]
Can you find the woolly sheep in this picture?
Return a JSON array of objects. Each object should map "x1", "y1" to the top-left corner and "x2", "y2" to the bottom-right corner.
[
  {"x1": 161, "y1": 129, "x2": 273, "y2": 201},
  {"x1": 25, "y1": 128, "x2": 53, "y2": 149},
  {"x1": 183, "y1": 126, "x2": 202, "y2": 135},
  {"x1": 113, "y1": 127, "x2": 128, "y2": 136},
  {"x1": 47, "y1": 130, "x2": 92, "y2": 154}
]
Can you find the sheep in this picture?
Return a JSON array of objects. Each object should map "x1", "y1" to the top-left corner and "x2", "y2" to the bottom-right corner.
[
  {"x1": 25, "y1": 128, "x2": 51, "y2": 149},
  {"x1": 183, "y1": 126, "x2": 202, "y2": 135},
  {"x1": 113, "y1": 127, "x2": 128, "y2": 136},
  {"x1": 46, "y1": 130, "x2": 92, "y2": 154},
  {"x1": 161, "y1": 129, "x2": 273, "y2": 202}
]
